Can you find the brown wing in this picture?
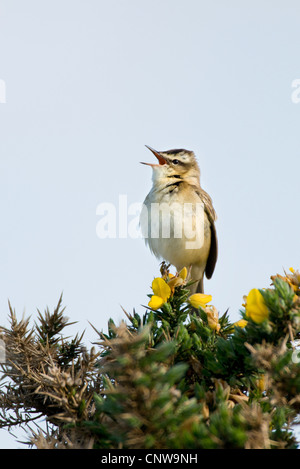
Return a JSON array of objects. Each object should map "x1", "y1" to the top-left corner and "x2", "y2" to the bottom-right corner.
[
  {"x1": 194, "y1": 187, "x2": 218, "y2": 280},
  {"x1": 198, "y1": 188, "x2": 217, "y2": 223}
]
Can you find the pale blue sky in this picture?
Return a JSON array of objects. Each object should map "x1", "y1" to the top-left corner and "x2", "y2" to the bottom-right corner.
[{"x1": 0, "y1": 0, "x2": 300, "y2": 448}]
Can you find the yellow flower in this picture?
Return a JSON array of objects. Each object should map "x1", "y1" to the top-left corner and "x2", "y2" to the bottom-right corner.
[
  {"x1": 178, "y1": 267, "x2": 188, "y2": 280},
  {"x1": 148, "y1": 277, "x2": 171, "y2": 310},
  {"x1": 188, "y1": 294, "x2": 219, "y2": 332},
  {"x1": 287, "y1": 267, "x2": 300, "y2": 291},
  {"x1": 165, "y1": 266, "x2": 188, "y2": 293},
  {"x1": 148, "y1": 295, "x2": 165, "y2": 310},
  {"x1": 233, "y1": 319, "x2": 248, "y2": 329},
  {"x1": 152, "y1": 277, "x2": 171, "y2": 301},
  {"x1": 167, "y1": 276, "x2": 185, "y2": 292},
  {"x1": 245, "y1": 288, "x2": 269, "y2": 323},
  {"x1": 271, "y1": 270, "x2": 300, "y2": 293},
  {"x1": 256, "y1": 374, "x2": 266, "y2": 393},
  {"x1": 228, "y1": 318, "x2": 248, "y2": 333},
  {"x1": 205, "y1": 305, "x2": 220, "y2": 332},
  {"x1": 188, "y1": 293, "x2": 212, "y2": 309}
]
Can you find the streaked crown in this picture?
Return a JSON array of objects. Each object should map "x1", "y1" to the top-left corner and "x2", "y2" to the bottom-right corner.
[{"x1": 142, "y1": 146, "x2": 200, "y2": 183}]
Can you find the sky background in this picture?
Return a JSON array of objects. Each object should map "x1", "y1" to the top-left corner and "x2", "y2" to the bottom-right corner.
[{"x1": 1, "y1": 0, "x2": 300, "y2": 448}]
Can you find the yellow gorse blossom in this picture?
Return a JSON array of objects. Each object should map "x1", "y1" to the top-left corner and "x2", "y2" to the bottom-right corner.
[
  {"x1": 188, "y1": 293, "x2": 220, "y2": 332},
  {"x1": 167, "y1": 267, "x2": 188, "y2": 292},
  {"x1": 148, "y1": 277, "x2": 171, "y2": 310},
  {"x1": 205, "y1": 305, "x2": 221, "y2": 332},
  {"x1": 256, "y1": 374, "x2": 266, "y2": 393},
  {"x1": 178, "y1": 267, "x2": 188, "y2": 280},
  {"x1": 167, "y1": 276, "x2": 185, "y2": 292},
  {"x1": 245, "y1": 288, "x2": 269, "y2": 324},
  {"x1": 228, "y1": 318, "x2": 248, "y2": 333},
  {"x1": 188, "y1": 293, "x2": 212, "y2": 309},
  {"x1": 233, "y1": 319, "x2": 248, "y2": 329},
  {"x1": 148, "y1": 267, "x2": 189, "y2": 310},
  {"x1": 287, "y1": 267, "x2": 300, "y2": 291},
  {"x1": 271, "y1": 268, "x2": 300, "y2": 294}
]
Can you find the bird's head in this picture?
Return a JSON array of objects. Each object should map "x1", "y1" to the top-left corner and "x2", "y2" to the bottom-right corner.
[{"x1": 141, "y1": 145, "x2": 200, "y2": 185}]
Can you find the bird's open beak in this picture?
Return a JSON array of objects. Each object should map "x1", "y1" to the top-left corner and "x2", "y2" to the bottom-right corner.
[{"x1": 140, "y1": 145, "x2": 167, "y2": 167}]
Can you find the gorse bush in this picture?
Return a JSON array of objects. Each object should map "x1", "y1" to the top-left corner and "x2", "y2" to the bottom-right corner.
[{"x1": 0, "y1": 264, "x2": 300, "y2": 449}]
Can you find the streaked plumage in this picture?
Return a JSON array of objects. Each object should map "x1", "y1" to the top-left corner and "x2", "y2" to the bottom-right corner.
[{"x1": 140, "y1": 146, "x2": 217, "y2": 293}]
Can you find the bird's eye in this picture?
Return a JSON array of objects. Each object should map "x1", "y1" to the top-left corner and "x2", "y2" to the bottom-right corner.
[{"x1": 172, "y1": 159, "x2": 179, "y2": 165}]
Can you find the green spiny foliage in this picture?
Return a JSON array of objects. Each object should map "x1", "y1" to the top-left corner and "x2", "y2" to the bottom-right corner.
[{"x1": 0, "y1": 266, "x2": 299, "y2": 449}]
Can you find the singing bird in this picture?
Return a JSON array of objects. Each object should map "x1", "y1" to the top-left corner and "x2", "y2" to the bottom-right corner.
[{"x1": 140, "y1": 145, "x2": 217, "y2": 293}]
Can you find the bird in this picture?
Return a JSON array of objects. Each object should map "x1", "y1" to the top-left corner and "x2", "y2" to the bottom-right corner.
[{"x1": 140, "y1": 145, "x2": 217, "y2": 293}]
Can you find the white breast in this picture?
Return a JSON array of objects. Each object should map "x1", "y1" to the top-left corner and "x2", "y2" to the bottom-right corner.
[{"x1": 140, "y1": 194, "x2": 211, "y2": 271}]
